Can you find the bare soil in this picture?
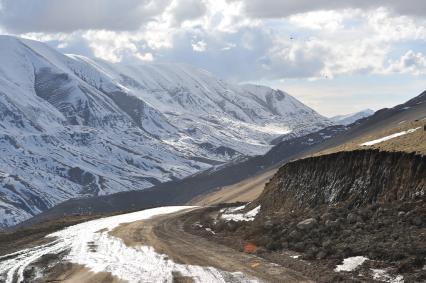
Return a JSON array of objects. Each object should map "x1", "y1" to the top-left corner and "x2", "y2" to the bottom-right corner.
[
  {"x1": 189, "y1": 169, "x2": 275, "y2": 206},
  {"x1": 110, "y1": 207, "x2": 313, "y2": 283}
]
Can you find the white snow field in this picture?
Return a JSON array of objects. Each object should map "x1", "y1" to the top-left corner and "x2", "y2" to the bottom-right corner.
[
  {"x1": 360, "y1": 127, "x2": 421, "y2": 146},
  {"x1": 0, "y1": 206, "x2": 260, "y2": 283}
]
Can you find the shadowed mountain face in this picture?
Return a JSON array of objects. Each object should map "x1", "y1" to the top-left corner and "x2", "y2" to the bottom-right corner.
[{"x1": 0, "y1": 35, "x2": 331, "y2": 228}]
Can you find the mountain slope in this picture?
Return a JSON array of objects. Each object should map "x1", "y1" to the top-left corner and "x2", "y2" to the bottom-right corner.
[
  {"x1": 23, "y1": 89, "x2": 425, "y2": 226},
  {"x1": 68, "y1": 56, "x2": 331, "y2": 155},
  {"x1": 0, "y1": 35, "x2": 330, "y2": 228},
  {"x1": 330, "y1": 109, "x2": 375, "y2": 125}
]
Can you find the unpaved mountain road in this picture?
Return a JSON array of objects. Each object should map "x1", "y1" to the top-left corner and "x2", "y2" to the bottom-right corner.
[
  {"x1": 0, "y1": 207, "x2": 313, "y2": 283},
  {"x1": 110, "y1": 207, "x2": 312, "y2": 283}
]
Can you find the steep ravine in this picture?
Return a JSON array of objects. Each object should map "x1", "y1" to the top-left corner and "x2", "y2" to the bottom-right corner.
[{"x1": 255, "y1": 149, "x2": 426, "y2": 213}]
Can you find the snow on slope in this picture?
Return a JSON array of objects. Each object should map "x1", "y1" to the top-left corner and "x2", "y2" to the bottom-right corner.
[
  {"x1": 0, "y1": 35, "x2": 331, "y2": 228},
  {"x1": 360, "y1": 127, "x2": 421, "y2": 146},
  {"x1": 0, "y1": 206, "x2": 259, "y2": 283},
  {"x1": 69, "y1": 56, "x2": 331, "y2": 155},
  {"x1": 331, "y1": 109, "x2": 375, "y2": 126},
  {"x1": 220, "y1": 205, "x2": 261, "y2": 222},
  {"x1": 334, "y1": 256, "x2": 369, "y2": 272}
]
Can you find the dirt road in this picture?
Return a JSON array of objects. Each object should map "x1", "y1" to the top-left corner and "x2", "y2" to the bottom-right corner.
[
  {"x1": 111, "y1": 208, "x2": 312, "y2": 283},
  {"x1": 1, "y1": 207, "x2": 313, "y2": 282},
  {"x1": 189, "y1": 169, "x2": 275, "y2": 206}
]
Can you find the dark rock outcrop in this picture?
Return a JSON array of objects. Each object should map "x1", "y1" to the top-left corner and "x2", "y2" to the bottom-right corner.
[{"x1": 256, "y1": 150, "x2": 426, "y2": 213}]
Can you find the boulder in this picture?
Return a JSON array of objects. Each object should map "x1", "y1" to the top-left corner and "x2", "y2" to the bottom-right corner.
[
  {"x1": 316, "y1": 249, "x2": 328, "y2": 259},
  {"x1": 358, "y1": 208, "x2": 373, "y2": 220},
  {"x1": 322, "y1": 240, "x2": 332, "y2": 249},
  {"x1": 325, "y1": 220, "x2": 339, "y2": 228},
  {"x1": 266, "y1": 241, "x2": 282, "y2": 251},
  {"x1": 321, "y1": 212, "x2": 337, "y2": 221},
  {"x1": 226, "y1": 221, "x2": 238, "y2": 232},
  {"x1": 297, "y1": 218, "x2": 318, "y2": 230},
  {"x1": 263, "y1": 220, "x2": 274, "y2": 230},
  {"x1": 294, "y1": 242, "x2": 305, "y2": 252},
  {"x1": 412, "y1": 216, "x2": 423, "y2": 227},
  {"x1": 289, "y1": 230, "x2": 303, "y2": 240},
  {"x1": 256, "y1": 236, "x2": 273, "y2": 248},
  {"x1": 347, "y1": 212, "x2": 357, "y2": 224}
]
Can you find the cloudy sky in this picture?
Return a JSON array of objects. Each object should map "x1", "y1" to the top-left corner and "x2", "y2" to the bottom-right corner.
[{"x1": 0, "y1": 0, "x2": 425, "y2": 116}]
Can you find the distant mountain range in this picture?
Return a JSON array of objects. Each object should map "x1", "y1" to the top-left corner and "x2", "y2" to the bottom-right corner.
[
  {"x1": 0, "y1": 36, "x2": 332, "y2": 228},
  {"x1": 331, "y1": 109, "x2": 375, "y2": 125}
]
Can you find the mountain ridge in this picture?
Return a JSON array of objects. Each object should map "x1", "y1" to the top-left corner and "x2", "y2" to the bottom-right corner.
[{"x1": 0, "y1": 35, "x2": 331, "y2": 228}]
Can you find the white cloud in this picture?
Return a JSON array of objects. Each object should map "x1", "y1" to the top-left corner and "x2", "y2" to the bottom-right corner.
[
  {"x1": 238, "y1": 0, "x2": 426, "y2": 18},
  {"x1": 288, "y1": 10, "x2": 349, "y2": 31},
  {"x1": 280, "y1": 8, "x2": 426, "y2": 78},
  {"x1": 366, "y1": 8, "x2": 426, "y2": 41},
  {"x1": 0, "y1": 0, "x2": 425, "y2": 82},
  {"x1": 0, "y1": 0, "x2": 171, "y2": 33},
  {"x1": 191, "y1": 40, "x2": 207, "y2": 52},
  {"x1": 170, "y1": 0, "x2": 207, "y2": 26},
  {"x1": 387, "y1": 50, "x2": 426, "y2": 75}
]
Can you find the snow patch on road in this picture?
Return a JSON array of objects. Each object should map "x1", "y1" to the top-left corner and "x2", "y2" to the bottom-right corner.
[
  {"x1": 335, "y1": 256, "x2": 368, "y2": 272},
  {"x1": 220, "y1": 205, "x2": 261, "y2": 222},
  {"x1": 0, "y1": 206, "x2": 259, "y2": 283},
  {"x1": 360, "y1": 127, "x2": 421, "y2": 146}
]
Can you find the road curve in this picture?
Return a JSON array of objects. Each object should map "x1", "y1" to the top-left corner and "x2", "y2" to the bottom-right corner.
[
  {"x1": 0, "y1": 206, "x2": 313, "y2": 283},
  {"x1": 111, "y1": 207, "x2": 313, "y2": 283}
]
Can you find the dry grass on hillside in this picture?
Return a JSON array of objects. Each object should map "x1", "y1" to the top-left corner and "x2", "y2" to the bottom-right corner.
[{"x1": 315, "y1": 119, "x2": 426, "y2": 157}]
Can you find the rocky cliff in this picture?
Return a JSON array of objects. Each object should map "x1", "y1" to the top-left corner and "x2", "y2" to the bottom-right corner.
[
  {"x1": 199, "y1": 150, "x2": 426, "y2": 281},
  {"x1": 256, "y1": 149, "x2": 426, "y2": 213}
]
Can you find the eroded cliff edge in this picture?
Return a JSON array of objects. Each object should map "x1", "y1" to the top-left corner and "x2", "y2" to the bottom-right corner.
[{"x1": 255, "y1": 149, "x2": 425, "y2": 213}]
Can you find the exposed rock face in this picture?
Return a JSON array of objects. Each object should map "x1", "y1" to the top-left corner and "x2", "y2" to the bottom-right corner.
[{"x1": 256, "y1": 150, "x2": 426, "y2": 213}]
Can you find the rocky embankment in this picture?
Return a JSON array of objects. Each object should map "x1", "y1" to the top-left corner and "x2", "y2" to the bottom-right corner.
[
  {"x1": 255, "y1": 149, "x2": 425, "y2": 213},
  {"x1": 194, "y1": 150, "x2": 426, "y2": 282}
]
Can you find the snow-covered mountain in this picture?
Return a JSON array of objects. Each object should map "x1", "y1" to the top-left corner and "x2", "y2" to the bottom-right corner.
[
  {"x1": 0, "y1": 35, "x2": 331, "y2": 228},
  {"x1": 331, "y1": 109, "x2": 375, "y2": 125}
]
